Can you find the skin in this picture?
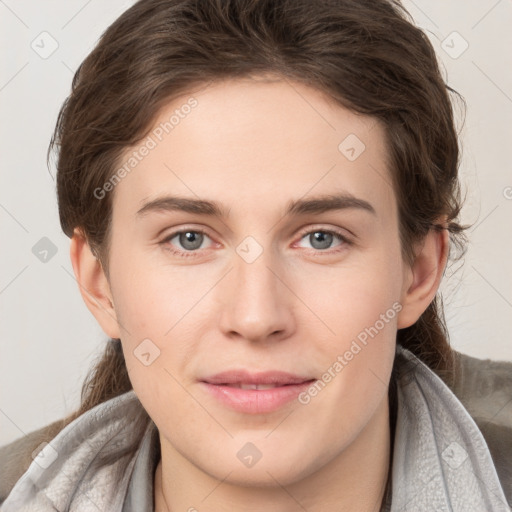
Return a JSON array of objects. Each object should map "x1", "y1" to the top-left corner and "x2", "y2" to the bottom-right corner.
[{"x1": 70, "y1": 76, "x2": 448, "y2": 511}]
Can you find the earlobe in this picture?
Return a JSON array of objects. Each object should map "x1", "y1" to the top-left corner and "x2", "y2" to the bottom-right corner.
[
  {"x1": 69, "y1": 228, "x2": 120, "y2": 339},
  {"x1": 397, "y1": 223, "x2": 449, "y2": 329}
]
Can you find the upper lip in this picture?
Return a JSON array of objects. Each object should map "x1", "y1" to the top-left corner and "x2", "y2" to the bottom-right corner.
[{"x1": 201, "y1": 370, "x2": 314, "y2": 386}]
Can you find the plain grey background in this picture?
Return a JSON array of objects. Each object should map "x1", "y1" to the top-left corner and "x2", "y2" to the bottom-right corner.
[{"x1": 1, "y1": 0, "x2": 511, "y2": 447}]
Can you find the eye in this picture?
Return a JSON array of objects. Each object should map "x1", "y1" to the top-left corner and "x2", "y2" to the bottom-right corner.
[
  {"x1": 295, "y1": 228, "x2": 352, "y2": 253},
  {"x1": 161, "y1": 228, "x2": 214, "y2": 257},
  {"x1": 160, "y1": 226, "x2": 352, "y2": 258}
]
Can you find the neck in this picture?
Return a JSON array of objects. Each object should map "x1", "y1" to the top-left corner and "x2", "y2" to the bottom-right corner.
[{"x1": 155, "y1": 395, "x2": 391, "y2": 512}]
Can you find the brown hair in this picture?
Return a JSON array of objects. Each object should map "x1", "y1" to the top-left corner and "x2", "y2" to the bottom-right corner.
[{"x1": 47, "y1": 0, "x2": 468, "y2": 458}]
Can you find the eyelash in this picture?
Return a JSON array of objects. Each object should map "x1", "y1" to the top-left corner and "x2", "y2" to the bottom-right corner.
[{"x1": 160, "y1": 226, "x2": 353, "y2": 258}]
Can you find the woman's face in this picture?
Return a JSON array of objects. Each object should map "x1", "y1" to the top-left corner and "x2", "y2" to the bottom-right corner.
[{"x1": 103, "y1": 77, "x2": 413, "y2": 486}]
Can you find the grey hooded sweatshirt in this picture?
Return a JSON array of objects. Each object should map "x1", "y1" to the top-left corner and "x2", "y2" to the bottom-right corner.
[{"x1": 1, "y1": 345, "x2": 511, "y2": 511}]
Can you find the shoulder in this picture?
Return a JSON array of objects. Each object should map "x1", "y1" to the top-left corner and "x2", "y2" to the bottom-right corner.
[
  {"x1": 0, "y1": 391, "x2": 146, "y2": 508},
  {"x1": 450, "y1": 350, "x2": 512, "y2": 504},
  {"x1": 451, "y1": 350, "x2": 512, "y2": 423},
  {"x1": 0, "y1": 419, "x2": 65, "y2": 504}
]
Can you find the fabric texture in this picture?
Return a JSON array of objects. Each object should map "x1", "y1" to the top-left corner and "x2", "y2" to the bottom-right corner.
[{"x1": 1, "y1": 345, "x2": 511, "y2": 511}]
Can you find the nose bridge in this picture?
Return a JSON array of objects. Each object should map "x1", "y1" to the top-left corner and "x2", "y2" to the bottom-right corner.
[
  {"x1": 218, "y1": 238, "x2": 293, "y2": 341},
  {"x1": 236, "y1": 245, "x2": 280, "y2": 301}
]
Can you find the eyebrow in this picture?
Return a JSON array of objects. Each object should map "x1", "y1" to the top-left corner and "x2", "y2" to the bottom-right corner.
[{"x1": 136, "y1": 193, "x2": 376, "y2": 219}]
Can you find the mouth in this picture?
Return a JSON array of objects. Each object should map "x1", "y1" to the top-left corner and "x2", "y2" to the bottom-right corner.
[
  {"x1": 218, "y1": 383, "x2": 304, "y2": 390},
  {"x1": 199, "y1": 370, "x2": 316, "y2": 414}
]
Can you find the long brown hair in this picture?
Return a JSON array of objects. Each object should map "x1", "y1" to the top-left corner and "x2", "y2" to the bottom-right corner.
[{"x1": 47, "y1": 0, "x2": 468, "y2": 455}]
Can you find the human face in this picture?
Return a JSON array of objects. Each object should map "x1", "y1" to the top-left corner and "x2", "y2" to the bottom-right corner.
[{"x1": 107, "y1": 76, "x2": 407, "y2": 487}]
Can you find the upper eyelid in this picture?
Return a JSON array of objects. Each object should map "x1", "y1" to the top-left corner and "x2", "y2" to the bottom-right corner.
[{"x1": 296, "y1": 225, "x2": 352, "y2": 239}]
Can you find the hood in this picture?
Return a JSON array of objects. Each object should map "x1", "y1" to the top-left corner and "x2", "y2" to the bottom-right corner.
[{"x1": 1, "y1": 345, "x2": 509, "y2": 511}]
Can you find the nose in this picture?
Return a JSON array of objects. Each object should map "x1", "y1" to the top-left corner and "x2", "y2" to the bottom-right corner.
[{"x1": 218, "y1": 246, "x2": 295, "y2": 344}]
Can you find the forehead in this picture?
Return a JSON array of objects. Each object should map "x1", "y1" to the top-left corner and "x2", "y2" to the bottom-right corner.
[{"x1": 111, "y1": 77, "x2": 395, "y2": 224}]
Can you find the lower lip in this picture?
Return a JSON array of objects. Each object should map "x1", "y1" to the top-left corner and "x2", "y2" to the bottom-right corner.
[{"x1": 200, "y1": 380, "x2": 315, "y2": 414}]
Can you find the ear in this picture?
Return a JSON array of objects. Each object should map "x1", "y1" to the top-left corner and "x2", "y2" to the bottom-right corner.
[
  {"x1": 397, "y1": 220, "x2": 449, "y2": 329},
  {"x1": 69, "y1": 228, "x2": 121, "y2": 339}
]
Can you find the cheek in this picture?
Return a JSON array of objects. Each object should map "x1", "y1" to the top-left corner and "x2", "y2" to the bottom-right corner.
[
  {"x1": 292, "y1": 251, "x2": 401, "y2": 407},
  {"x1": 109, "y1": 250, "x2": 201, "y2": 338},
  {"x1": 108, "y1": 253, "x2": 211, "y2": 399},
  {"x1": 298, "y1": 287, "x2": 397, "y2": 442},
  {"x1": 295, "y1": 254, "x2": 402, "y2": 341}
]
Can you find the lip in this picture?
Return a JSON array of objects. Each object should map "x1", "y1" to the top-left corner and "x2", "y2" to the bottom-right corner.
[
  {"x1": 202, "y1": 370, "x2": 313, "y2": 386},
  {"x1": 200, "y1": 370, "x2": 316, "y2": 414}
]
